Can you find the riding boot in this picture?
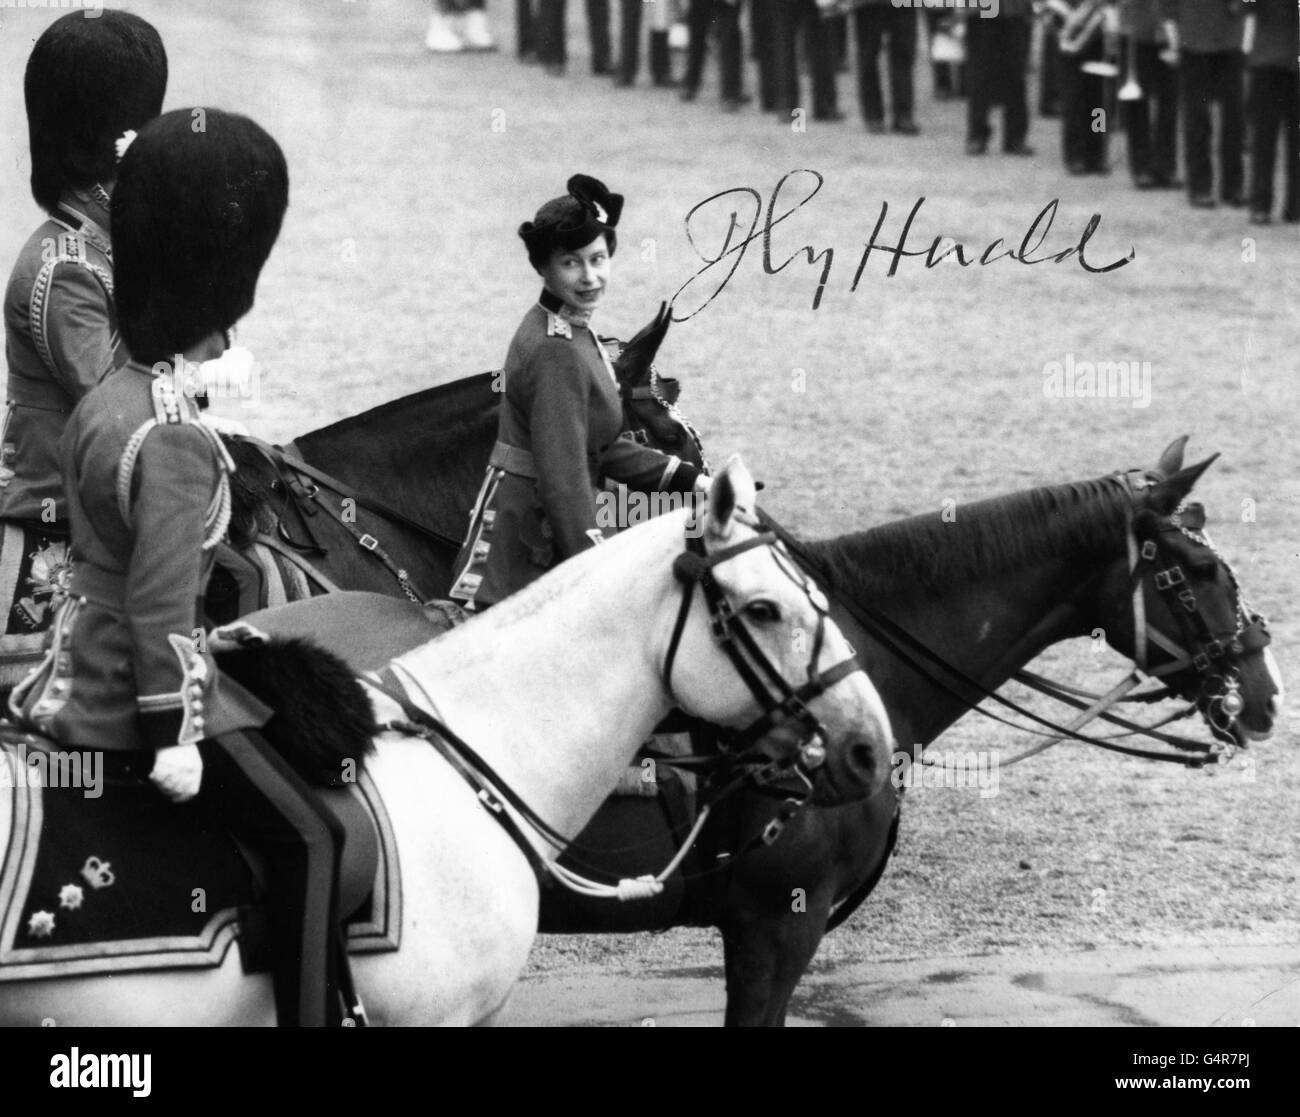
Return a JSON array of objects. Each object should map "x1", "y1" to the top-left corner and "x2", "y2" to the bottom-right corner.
[
  {"x1": 197, "y1": 730, "x2": 346, "y2": 1026},
  {"x1": 650, "y1": 29, "x2": 676, "y2": 87}
]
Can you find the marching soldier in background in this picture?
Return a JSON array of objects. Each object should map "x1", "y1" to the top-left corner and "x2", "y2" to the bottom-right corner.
[
  {"x1": 1051, "y1": 0, "x2": 1111, "y2": 174},
  {"x1": 768, "y1": 0, "x2": 841, "y2": 122},
  {"x1": 424, "y1": 0, "x2": 498, "y2": 52},
  {"x1": 11, "y1": 109, "x2": 351, "y2": 1028},
  {"x1": 1120, "y1": 0, "x2": 1181, "y2": 189},
  {"x1": 617, "y1": 0, "x2": 678, "y2": 87},
  {"x1": 1164, "y1": 0, "x2": 1246, "y2": 207},
  {"x1": 680, "y1": 0, "x2": 748, "y2": 111},
  {"x1": 963, "y1": 1, "x2": 1035, "y2": 156},
  {"x1": 536, "y1": 1, "x2": 612, "y2": 75},
  {"x1": 1, "y1": 12, "x2": 166, "y2": 639},
  {"x1": 853, "y1": 0, "x2": 920, "y2": 134},
  {"x1": 1244, "y1": 0, "x2": 1298, "y2": 224}
]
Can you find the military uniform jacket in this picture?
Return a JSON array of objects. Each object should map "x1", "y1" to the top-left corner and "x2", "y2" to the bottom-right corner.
[
  {"x1": 1246, "y1": 0, "x2": 1297, "y2": 70},
  {"x1": 1161, "y1": 0, "x2": 1245, "y2": 52},
  {"x1": 450, "y1": 291, "x2": 701, "y2": 608},
  {"x1": 10, "y1": 362, "x2": 268, "y2": 752},
  {"x1": 0, "y1": 199, "x2": 124, "y2": 524}
]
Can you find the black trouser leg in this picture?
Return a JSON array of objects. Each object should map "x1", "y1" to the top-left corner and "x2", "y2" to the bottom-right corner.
[
  {"x1": 965, "y1": 19, "x2": 994, "y2": 144},
  {"x1": 1217, "y1": 51, "x2": 1245, "y2": 200},
  {"x1": 1124, "y1": 39, "x2": 1153, "y2": 180},
  {"x1": 855, "y1": 9, "x2": 886, "y2": 124},
  {"x1": 887, "y1": 8, "x2": 917, "y2": 125},
  {"x1": 1040, "y1": 26, "x2": 1062, "y2": 115},
  {"x1": 1149, "y1": 46, "x2": 1180, "y2": 182},
  {"x1": 1249, "y1": 67, "x2": 1283, "y2": 215},
  {"x1": 717, "y1": 0, "x2": 742, "y2": 100},
  {"x1": 1002, "y1": 18, "x2": 1030, "y2": 149},
  {"x1": 683, "y1": 0, "x2": 711, "y2": 92},
  {"x1": 802, "y1": 0, "x2": 837, "y2": 118},
  {"x1": 197, "y1": 731, "x2": 345, "y2": 1027},
  {"x1": 587, "y1": 0, "x2": 611, "y2": 71},
  {"x1": 516, "y1": 0, "x2": 536, "y2": 57},
  {"x1": 537, "y1": 0, "x2": 567, "y2": 67},
  {"x1": 771, "y1": 0, "x2": 799, "y2": 112},
  {"x1": 1182, "y1": 50, "x2": 1214, "y2": 198},
  {"x1": 752, "y1": 0, "x2": 777, "y2": 110},
  {"x1": 1061, "y1": 37, "x2": 1107, "y2": 167},
  {"x1": 618, "y1": 0, "x2": 641, "y2": 83}
]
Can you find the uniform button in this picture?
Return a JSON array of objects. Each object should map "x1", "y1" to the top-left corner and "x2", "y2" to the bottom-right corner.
[{"x1": 191, "y1": 716, "x2": 205, "y2": 733}]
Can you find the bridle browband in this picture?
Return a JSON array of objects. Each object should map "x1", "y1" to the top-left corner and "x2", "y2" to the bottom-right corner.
[{"x1": 662, "y1": 512, "x2": 868, "y2": 798}]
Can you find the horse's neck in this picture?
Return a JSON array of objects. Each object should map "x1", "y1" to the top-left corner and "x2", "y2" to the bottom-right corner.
[
  {"x1": 861, "y1": 557, "x2": 1101, "y2": 747},
  {"x1": 391, "y1": 515, "x2": 682, "y2": 844}
]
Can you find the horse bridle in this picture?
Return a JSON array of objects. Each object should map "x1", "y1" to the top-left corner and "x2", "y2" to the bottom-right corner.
[
  {"x1": 661, "y1": 513, "x2": 867, "y2": 800},
  {"x1": 1121, "y1": 471, "x2": 1272, "y2": 741}
]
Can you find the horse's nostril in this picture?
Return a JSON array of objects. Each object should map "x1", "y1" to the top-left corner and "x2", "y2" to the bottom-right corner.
[{"x1": 848, "y1": 738, "x2": 879, "y2": 784}]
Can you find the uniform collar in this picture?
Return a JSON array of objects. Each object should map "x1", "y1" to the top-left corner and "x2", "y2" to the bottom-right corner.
[
  {"x1": 53, "y1": 194, "x2": 112, "y2": 258},
  {"x1": 538, "y1": 287, "x2": 596, "y2": 331}
]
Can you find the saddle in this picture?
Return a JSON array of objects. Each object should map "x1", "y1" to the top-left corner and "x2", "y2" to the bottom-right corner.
[{"x1": 0, "y1": 723, "x2": 400, "y2": 983}]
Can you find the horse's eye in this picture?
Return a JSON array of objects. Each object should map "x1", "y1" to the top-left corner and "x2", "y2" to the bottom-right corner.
[{"x1": 744, "y1": 600, "x2": 781, "y2": 624}]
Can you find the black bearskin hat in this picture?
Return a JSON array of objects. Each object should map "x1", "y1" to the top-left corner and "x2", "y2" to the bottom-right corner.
[
  {"x1": 113, "y1": 108, "x2": 289, "y2": 365},
  {"x1": 25, "y1": 10, "x2": 167, "y2": 213},
  {"x1": 519, "y1": 174, "x2": 623, "y2": 271}
]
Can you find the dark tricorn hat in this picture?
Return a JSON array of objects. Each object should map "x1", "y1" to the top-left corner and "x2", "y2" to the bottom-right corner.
[
  {"x1": 113, "y1": 108, "x2": 289, "y2": 365},
  {"x1": 25, "y1": 10, "x2": 167, "y2": 213},
  {"x1": 519, "y1": 174, "x2": 624, "y2": 270}
]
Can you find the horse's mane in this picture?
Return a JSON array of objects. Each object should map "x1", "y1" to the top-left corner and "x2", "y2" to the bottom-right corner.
[{"x1": 768, "y1": 476, "x2": 1131, "y2": 601}]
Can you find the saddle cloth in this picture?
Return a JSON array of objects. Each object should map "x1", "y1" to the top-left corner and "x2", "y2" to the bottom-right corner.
[{"x1": 0, "y1": 728, "x2": 400, "y2": 982}]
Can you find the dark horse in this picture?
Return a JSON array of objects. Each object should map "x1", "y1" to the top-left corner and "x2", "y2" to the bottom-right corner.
[
  {"x1": 222, "y1": 305, "x2": 703, "y2": 611},
  {"x1": 223, "y1": 346, "x2": 1282, "y2": 1025}
]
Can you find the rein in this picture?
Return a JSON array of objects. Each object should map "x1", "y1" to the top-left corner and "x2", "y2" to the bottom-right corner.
[
  {"x1": 371, "y1": 515, "x2": 869, "y2": 900},
  {"x1": 777, "y1": 472, "x2": 1262, "y2": 769},
  {"x1": 230, "y1": 436, "x2": 464, "y2": 605}
]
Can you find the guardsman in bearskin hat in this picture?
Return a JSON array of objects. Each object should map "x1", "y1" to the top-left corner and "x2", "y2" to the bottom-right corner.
[
  {"x1": 449, "y1": 174, "x2": 707, "y2": 611},
  {"x1": 10, "y1": 109, "x2": 352, "y2": 1027},
  {"x1": 0, "y1": 11, "x2": 166, "y2": 637}
]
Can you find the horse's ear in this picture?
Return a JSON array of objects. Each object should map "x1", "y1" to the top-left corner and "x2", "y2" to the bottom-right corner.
[
  {"x1": 613, "y1": 302, "x2": 671, "y2": 387},
  {"x1": 1153, "y1": 435, "x2": 1190, "y2": 480},
  {"x1": 1147, "y1": 454, "x2": 1219, "y2": 514},
  {"x1": 706, "y1": 455, "x2": 755, "y2": 542}
]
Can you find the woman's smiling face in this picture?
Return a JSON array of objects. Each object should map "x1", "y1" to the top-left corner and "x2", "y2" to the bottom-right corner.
[{"x1": 539, "y1": 235, "x2": 611, "y2": 313}]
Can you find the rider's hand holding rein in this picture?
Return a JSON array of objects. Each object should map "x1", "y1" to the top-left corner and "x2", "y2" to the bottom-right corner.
[{"x1": 150, "y1": 743, "x2": 203, "y2": 802}]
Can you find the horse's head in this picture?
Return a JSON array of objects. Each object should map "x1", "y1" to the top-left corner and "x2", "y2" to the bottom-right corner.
[
  {"x1": 608, "y1": 302, "x2": 707, "y2": 470},
  {"x1": 662, "y1": 456, "x2": 893, "y2": 805},
  {"x1": 1097, "y1": 437, "x2": 1282, "y2": 747}
]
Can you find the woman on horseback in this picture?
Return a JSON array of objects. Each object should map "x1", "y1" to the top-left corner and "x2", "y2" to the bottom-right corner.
[
  {"x1": 0, "y1": 11, "x2": 167, "y2": 638},
  {"x1": 450, "y1": 174, "x2": 708, "y2": 610},
  {"x1": 10, "y1": 109, "x2": 352, "y2": 1027}
]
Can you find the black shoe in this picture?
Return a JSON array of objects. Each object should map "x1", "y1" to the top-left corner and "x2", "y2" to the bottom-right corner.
[
  {"x1": 592, "y1": 61, "x2": 612, "y2": 76},
  {"x1": 1152, "y1": 176, "x2": 1184, "y2": 190},
  {"x1": 1088, "y1": 162, "x2": 1111, "y2": 176},
  {"x1": 1249, "y1": 210, "x2": 1272, "y2": 225},
  {"x1": 1004, "y1": 142, "x2": 1036, "y2": 156},
  {"x1": 1189, "y1": 193, "x2": 1216, "y2": 208},
  {"x1": 892, "y1": 118, "x2": 920, "y2": 135},
  {"x1": 1222, "y1": 193, "x2": 1246, "y2": 207},
  {"x1": 1284, "y1": 209, "x2": 1299, "y2": 223},
  {"x1": 679, "y1": 85, "x2": 699, "y2": 102},
  {"x1": 815, "y1": 109, "x2": 845, "y2": 122},
  {"x1": 965, "y1": 138, "x2": 988, "y2": 155}
]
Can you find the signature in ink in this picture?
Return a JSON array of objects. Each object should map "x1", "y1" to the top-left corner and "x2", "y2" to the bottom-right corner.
[{"x1": 670, "y1": 169, "x2": 1135, "y2": 320}]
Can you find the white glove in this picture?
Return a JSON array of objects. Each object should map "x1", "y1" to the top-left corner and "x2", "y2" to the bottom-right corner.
[
  {"x1": 694, "y1": 473, "x2": 713, "y2": 495},
  {"x1": 150, "y1": 744, "x2": 204, "y2": 803}
]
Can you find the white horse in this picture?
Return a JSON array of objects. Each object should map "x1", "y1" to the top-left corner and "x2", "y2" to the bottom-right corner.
[{"x1": 0, "y1": 457, "x2": 893, "y2": 1025}]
